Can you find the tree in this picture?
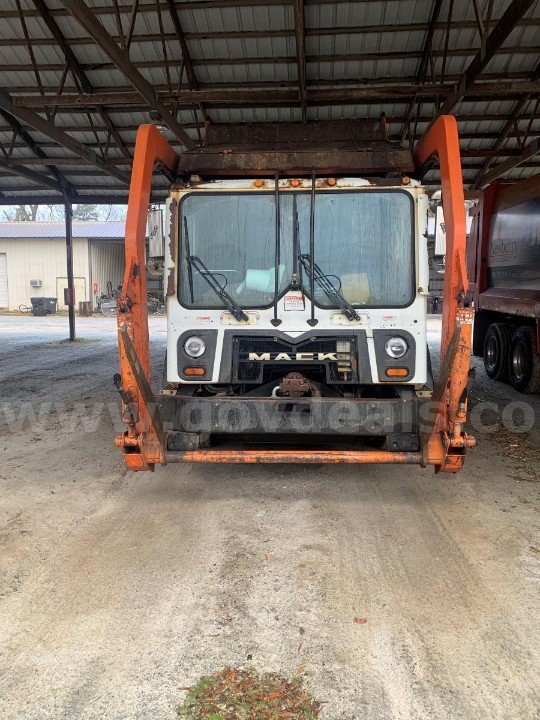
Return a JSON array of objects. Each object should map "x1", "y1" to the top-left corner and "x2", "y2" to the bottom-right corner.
[
  {"x1": 1, "y1": 203, "x2": 127, "y2": 222},
  {"x1": 2, "y1": 204, "x2": 40, "y2": 221},
  {"x1": 72, "y1": 203, "x2": 100, "y2": 221}
]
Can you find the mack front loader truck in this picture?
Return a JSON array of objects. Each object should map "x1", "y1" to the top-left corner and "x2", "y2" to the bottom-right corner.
[{"x1": 114, "y1": 116, "x2": 475, "y2": 471}]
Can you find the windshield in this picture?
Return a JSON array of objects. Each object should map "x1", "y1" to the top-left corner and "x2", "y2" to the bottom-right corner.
[{"x1": 179, "y1": 190, "x2": 414, "y2": 309}]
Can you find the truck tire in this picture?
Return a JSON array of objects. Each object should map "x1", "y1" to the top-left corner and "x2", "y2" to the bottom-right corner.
[
  {"x1": 508, "y1": 326, "x2": 540, "y2": 394},
  {"x1": 483, "y1": 323, "x2": 512, "y2": 382}
]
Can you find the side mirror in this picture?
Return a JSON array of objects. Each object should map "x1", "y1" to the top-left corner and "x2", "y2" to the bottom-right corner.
[{"x1": 147, "y1": 207, "x2": 164, "y2": 258}]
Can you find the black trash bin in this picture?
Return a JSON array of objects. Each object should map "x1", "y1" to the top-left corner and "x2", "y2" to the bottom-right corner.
[{"x1": 30, "y1": 297, "x2": 58, "y2": 316}]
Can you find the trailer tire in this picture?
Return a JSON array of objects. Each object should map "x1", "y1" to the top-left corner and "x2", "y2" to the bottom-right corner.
[
  {"x1": 508, "y1": 326, "x2": 540, "y2": 394},
  {"x1": 483, "y1": 323, "x2": 512, "y2": 382}
]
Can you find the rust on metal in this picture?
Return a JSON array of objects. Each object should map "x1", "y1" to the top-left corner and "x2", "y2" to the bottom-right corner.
[
  {"x1": 167, "y1": 198, "x2": 178, "y2": 297},
  {"x1": 278, "y1": 372, "x2": 313, "y2": 398},
  {"x1": 116, "y1": 124, "x2": 178, "y2": 470},
  {"x1": 176, "y1": 120, "x2": 414, "y2": 177},
  {"x1": 165, "y1": 449, "x2": 424, "y2": 464},
  {"x1": 413, "y1": 115, "x2": 475, "y2": 472}
]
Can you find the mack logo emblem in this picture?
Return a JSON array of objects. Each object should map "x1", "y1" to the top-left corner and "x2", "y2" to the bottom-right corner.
[{"x1": 248, "y1": 351, "x2": 339, "y2": 361}]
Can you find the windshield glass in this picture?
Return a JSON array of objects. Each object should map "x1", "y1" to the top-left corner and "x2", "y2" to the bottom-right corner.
[
  {"x1": 179, "y1": 190, "x2": 414, "y2": 309},
  {"x1": 298, "y1": 191, "x2": 414, "y2": 307},
  {"x1": 180, "y1": 193, "x2": 293, "y2": 309}
]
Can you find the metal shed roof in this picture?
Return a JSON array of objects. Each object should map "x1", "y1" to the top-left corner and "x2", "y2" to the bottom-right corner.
[
  {"x1": 0, "y1": 0, "x2": 538, "y2": 205},
  {"x1": 0, "y1": 219, "x2": 127, "y2": 238}
]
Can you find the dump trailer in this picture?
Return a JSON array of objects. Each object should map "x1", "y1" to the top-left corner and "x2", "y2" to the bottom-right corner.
[
  {"x1": 467, "y1": 173, "x2": 540, "y2": 393},
  {"x1": 115, "y1": 116, "x2": 475, "y2": 471}
]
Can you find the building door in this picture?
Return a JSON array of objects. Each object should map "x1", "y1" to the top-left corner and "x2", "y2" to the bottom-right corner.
[{"x1": 0, "y1": 253, "x2": 7, "y2": 308}]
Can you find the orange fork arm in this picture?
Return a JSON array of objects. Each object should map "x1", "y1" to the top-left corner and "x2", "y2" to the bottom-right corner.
[
  {"x1": 116, "y1": 125, "x2": 178, "y2": 471},
  {"x1": 413, "y1": 116, "x2": 476, "y2": 472}
]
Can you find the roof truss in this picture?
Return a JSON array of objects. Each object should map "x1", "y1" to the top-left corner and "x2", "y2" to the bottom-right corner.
[{"x1": 0, "y1": 0, "x2": 537, "y2": 201}]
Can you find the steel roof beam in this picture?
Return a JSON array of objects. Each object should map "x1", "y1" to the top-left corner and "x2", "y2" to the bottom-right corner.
[
  {"x1": 3, "y1": 71, "x2": 536, "y2": 92},
  {"x1": 432, "y1": 0, "x2": 536, "y2": 123},
  {"x1": 164, "y1": 0, "x2": 198, "y2": 90},
  {"x1": 0, "y1": 157, "x2": 67, "y2": 191},
  {"x1": 293, "y1": 0, "x2": 307, "y2": 123},
  {"x1": 0, "y1": 88, "x2": 130, "y2": 186},
  {"x1": 400, "y1": 0, "x2": 443, "y2": 144},
  {"x1": 0, "y1": 146, "x2": 528, "y2": 172},
  {"x1": 164, "y1": 0, "x2": 208, "y2": 126},
  {"x1": 13, "y1": 79, "x2": 540, "y2": 108},
  {"x1": 473, "y1": 59, "x2": 540, "y2": 188},
  {"x1": 2, "y1": 130, "x2": 538, "y2": 156},
  {"x1": 31, "y1": 0, "x2": 131, "y2": 161},
  {"x1": 4, "y1": 0, "x2": 540, "y2": 17},
  {"x1": 3, "y1": 45, "x2": 536, "y2": 70},
  {"x1": 58, "y1": 0, "x2": 195, "y2": 150},
  {"x1": 0, "y1": 108, "x2": 76, "y2": 198},
  {"x1": 1, "y1": 19, "x2": 540, "y2": 46},
  {"x1": 474, "y1": 136, "x2": 539, "y2": 187}
]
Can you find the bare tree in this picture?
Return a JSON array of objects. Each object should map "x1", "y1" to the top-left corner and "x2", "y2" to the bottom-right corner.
[
  {"x1": 1, "y1": 203, "x2": 127, "y2": 222},
  {"x1": 3, "y1": 204, "x2": 40, "y2": 221}
]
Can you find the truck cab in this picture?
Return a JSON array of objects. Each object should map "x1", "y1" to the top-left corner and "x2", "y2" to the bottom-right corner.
[{"x1": 161, "y1": 173, "x2": 431, "y2": 451}]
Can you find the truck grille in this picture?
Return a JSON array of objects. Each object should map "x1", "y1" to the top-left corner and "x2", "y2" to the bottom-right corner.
[{"x1": 233, "y1": 335, "x2": 358, "y2": 383}]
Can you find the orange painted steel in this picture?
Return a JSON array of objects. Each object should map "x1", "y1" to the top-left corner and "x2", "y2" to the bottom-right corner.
[
  {"x1": 115, "y1": 118, "x2": 474, "y2": 472},
  {"x1": 116, "y1": 125, "x2": 177, "y2": 471},
  {"x1": 413, "y1": 115, "x2": 475, "y2": 472},
  {"x1": 165, "y1": 450, "x2": 423, "y2": 464}
]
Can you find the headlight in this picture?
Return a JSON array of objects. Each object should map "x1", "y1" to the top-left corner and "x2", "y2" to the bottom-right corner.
[
  {"x1": 184, "y1": 336, "x2": 206, "y2": 358},
  {"x1": 385, "y1": 336, "x2": 408, "y2": 359}
]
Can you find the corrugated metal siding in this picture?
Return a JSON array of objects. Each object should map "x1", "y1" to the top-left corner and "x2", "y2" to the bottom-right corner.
[{"x1": 89, "y1": 241, "x2": 125, "y2": 307}]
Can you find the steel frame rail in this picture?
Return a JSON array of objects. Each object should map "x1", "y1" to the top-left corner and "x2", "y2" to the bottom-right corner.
[{"x1": 115, "y1": 118, "x2": 475, "y2": 471}]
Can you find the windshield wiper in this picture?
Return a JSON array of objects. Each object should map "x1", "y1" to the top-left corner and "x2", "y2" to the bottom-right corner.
[
  {"x1": 183, "y1": 216, "x2": 248, "y2": 321},
  {"x1": 186, "y1": 254, "x2": 249, "y2": 322},
  {"x1": 298, "y1": 253, "x2": 360, "y2": 321}
]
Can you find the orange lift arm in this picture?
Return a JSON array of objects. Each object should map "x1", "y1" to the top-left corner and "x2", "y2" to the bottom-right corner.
[
  {"x1": 115, "y1": 125, "x2": 178, "y2": 471},
  {"x1": 413, "y1": 115, "x2": 476, "y2": 472}
]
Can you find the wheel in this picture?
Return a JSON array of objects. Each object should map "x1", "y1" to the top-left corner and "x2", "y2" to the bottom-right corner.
[
  {"x1": 508, "y1": 326, "x2": 540, "y2": 394},
  {"x1": 483, "y1": 323, "x2": 512, "y2": 381}
]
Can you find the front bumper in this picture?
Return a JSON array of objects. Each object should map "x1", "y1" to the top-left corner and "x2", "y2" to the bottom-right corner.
[{"x1": 159, "y1": 394, "x2": 420, "y2": 438}]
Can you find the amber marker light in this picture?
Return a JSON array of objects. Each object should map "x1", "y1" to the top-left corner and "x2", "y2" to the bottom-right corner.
[
  {"x1": 327, "y1": 177, "x2": 337, "y2": 186},
  {"x1": 184, "y1": 367, "x2": 206, "y2": 376},
  {"x1": 402, "y1": 176, "x2": 411, "y2": 185},
  {"x1": 291, "y1": 178, "x2": 301, "y2": 187},
  {"x1": 254, "y1": 179, "x2": 264, "y2": 187},
  {"x1": 385, "y1": 368, "x2": 409, "y2": 377}
]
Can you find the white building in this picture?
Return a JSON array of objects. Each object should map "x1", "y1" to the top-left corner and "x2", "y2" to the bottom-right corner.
[{"x1": 0, "y1": 221, "x2": 126, "y2": 311}]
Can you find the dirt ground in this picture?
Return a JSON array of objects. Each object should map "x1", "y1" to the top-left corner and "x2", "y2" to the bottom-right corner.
[{"x1": 0, "y1": 315, "x2": 538, "y2": 720}]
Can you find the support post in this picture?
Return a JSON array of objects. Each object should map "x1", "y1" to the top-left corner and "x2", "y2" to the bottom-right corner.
[{"x1": 64, "y1": 201, "x2": 75, "y2": 341}]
